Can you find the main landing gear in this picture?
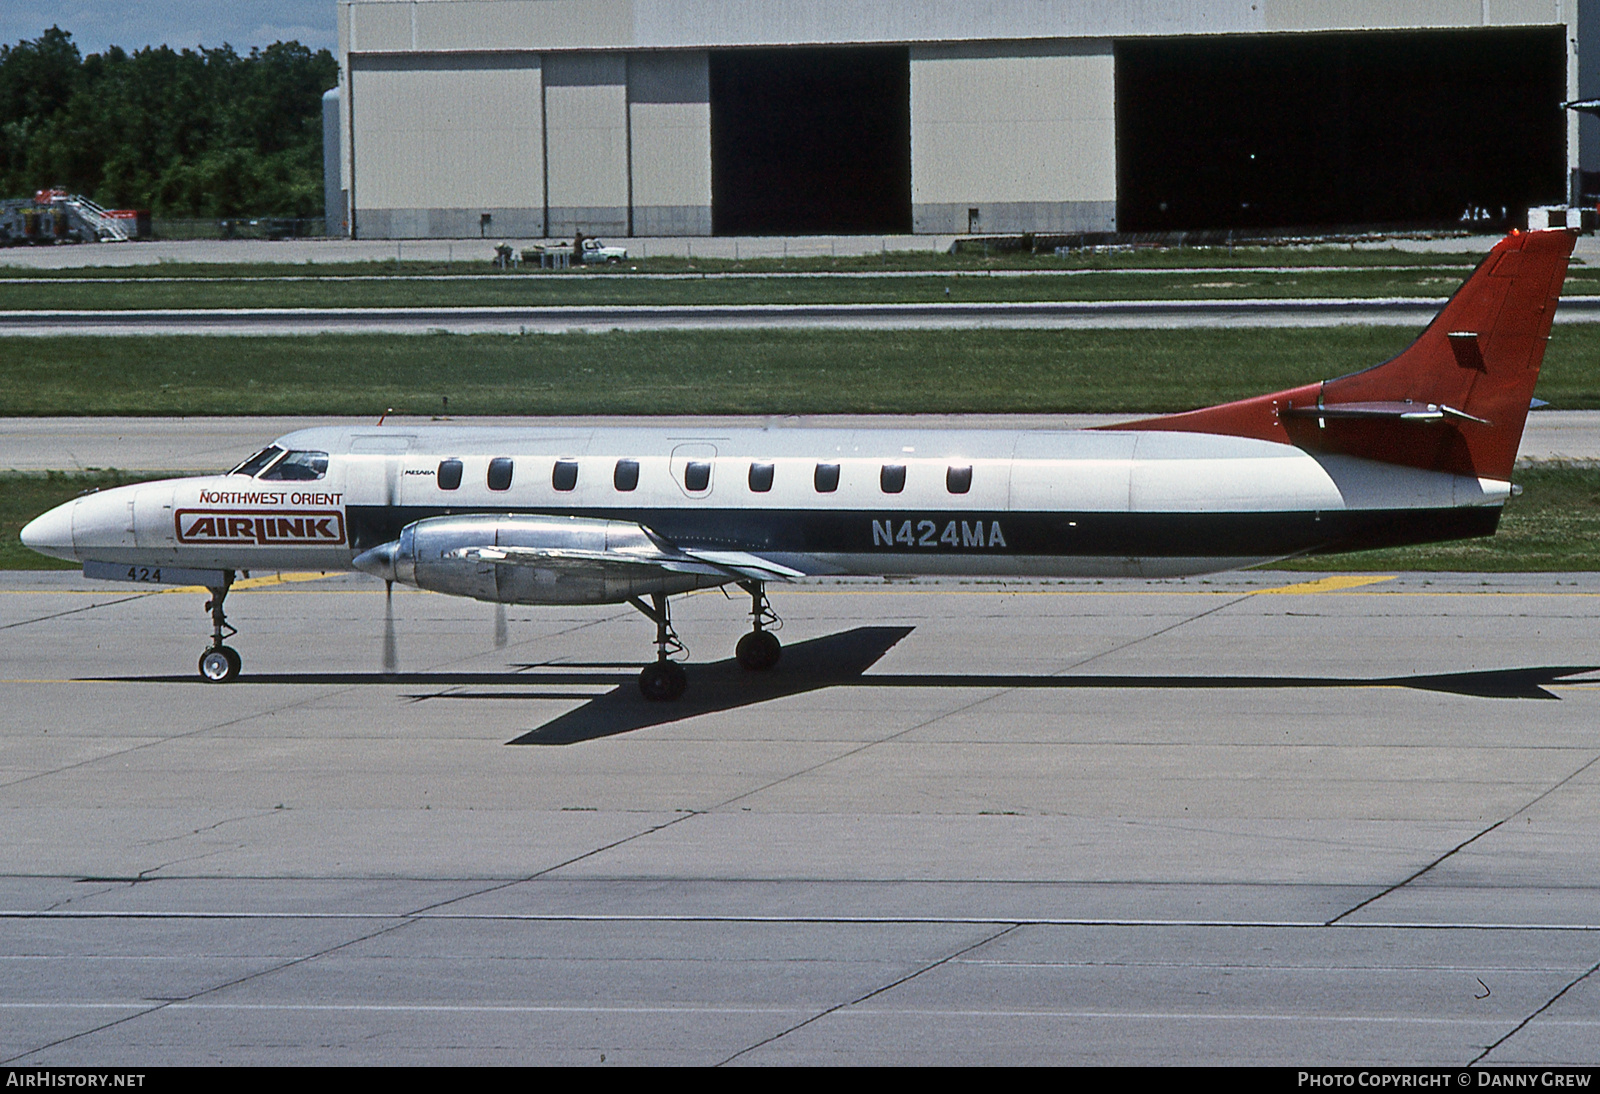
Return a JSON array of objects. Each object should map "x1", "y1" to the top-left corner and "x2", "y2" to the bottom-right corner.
[
  {"x1": 630, "y1": 592, "x2": 687, "y2": 701},
  {"x1": 197, "y1": 571, "x2": 240, "y2": 683},
  {"x1": 630, "y1": 582, "x2": 783, "y2": 702},
  {"x1": 734, "y1": 581, "x2": 781, "y2": 672}
]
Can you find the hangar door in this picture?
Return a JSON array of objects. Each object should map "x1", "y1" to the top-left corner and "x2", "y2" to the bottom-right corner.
[
  {"x1": 710, "y1": 47, "x2": 912, "y2": 235},
  {"x1": 1116, "y1": 28, "x2": 1567, "y2": 233}
]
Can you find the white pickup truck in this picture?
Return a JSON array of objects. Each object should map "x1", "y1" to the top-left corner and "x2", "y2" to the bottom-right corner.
[
  {"x1": 519, "y1": 238, "x2": 629, "y2": 268},
  {"x1": 576, "y1": 239, "x2": 628, "y2": 264},
  {"x1": 569, "y1": 238, "x2": 624, "y2": 263}
]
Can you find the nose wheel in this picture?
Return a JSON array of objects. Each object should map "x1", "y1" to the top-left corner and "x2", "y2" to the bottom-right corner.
[
  {"x1": 200, "y1": 645, "x2": 241, "y2": 682},
  {"x1": 198, "y1": 574, "x2": 240, "y2": 683}
]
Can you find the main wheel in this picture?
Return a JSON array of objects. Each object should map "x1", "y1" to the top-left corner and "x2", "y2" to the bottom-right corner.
[
  {"x1": 638, "y1": 660, "x2": 687, "y2": 702},
  {"x1": 199, "y1": 646, "x2": 241, "y2": 683},
  {"x1": 735, "y1": 630, "x2": 781, "y2": 672}
]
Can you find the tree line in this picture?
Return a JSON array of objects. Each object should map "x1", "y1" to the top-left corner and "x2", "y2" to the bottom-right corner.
[{"x1": 0, "y1": 27, "x2": 338, "y2": 218}]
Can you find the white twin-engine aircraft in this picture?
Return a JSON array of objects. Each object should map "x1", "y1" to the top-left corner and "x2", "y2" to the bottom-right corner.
[{"x1": 21, "y1": 228, "x2": 1574, "y2": 700}]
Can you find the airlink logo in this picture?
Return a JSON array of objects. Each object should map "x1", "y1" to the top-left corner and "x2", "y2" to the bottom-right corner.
[{"x1": 175, "y1": 509, "x2": 346, "y2": 546}]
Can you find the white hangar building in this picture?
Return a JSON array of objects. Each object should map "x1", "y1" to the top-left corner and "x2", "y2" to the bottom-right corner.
[{"x1": 333, "y1": 0, "x2": 1587, "y2": 239}]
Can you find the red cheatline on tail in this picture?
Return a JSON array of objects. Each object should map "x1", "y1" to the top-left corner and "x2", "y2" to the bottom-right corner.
[{"x1": 1104, "y1": 228, "x2": 1575, "y2": 481}]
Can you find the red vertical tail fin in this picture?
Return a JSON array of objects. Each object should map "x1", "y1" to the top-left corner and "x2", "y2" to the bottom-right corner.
[{"x1": 1105, "y1": 229, "x2": 1574, "y2": 480}]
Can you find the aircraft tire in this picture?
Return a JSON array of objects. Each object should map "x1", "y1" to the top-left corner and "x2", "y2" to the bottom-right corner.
[
  {"x1": 200, "y1": 646, "x2": 241, "y2": 683},
  {"x1": 735, "y1": 630, "x2": 781, "y2": 672},
  {"x1": 638, "y1": 660, "x2": 687, "y2": 702}
]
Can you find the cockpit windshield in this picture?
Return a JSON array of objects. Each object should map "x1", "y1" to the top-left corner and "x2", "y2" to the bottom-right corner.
[
  {"x1": 229, "y1": 446, "x2": 283, "y2": 476},
  {"x1": 259, "y1": 450, "x2": 329, "y2": 481}
]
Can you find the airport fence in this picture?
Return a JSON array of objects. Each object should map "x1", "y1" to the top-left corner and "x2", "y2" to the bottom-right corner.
[{"x1": 151, "y1": 216, "x2": 329, "y2": 241}]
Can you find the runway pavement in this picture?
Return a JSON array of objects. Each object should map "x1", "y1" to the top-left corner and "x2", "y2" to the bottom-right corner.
[
  {"x1": 4, "y1": 412, "x2": 1598, "y2": 473},
  {"x1": 9, "y1": 297, "x2": 1600, "y2": 336},
  {"x1": 2, "y1": 569, "x2": 1598, "y2": 1065}
]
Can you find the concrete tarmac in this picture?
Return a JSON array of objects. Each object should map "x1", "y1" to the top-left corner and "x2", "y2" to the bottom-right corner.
[
  {"x1": 2, "y1": 569, "x2": 1598, "y2": 1065},
  {"x1": 0, "y1": 230, "x2": 1567, "y2": 270},
  {"x1": 4, "y1": 412, "x2": 1599, "y2": 473},
  {"x1": 1, "y1": 229, "x2": 1594, "y2": 272},
  {"x1": 0, "y1": 235, "x2": 962, "y2": 270}
]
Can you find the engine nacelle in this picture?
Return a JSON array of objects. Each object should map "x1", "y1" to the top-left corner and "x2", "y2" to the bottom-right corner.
[{"x1": 353, "y1": 514, "x2": 727, "y2": 605}]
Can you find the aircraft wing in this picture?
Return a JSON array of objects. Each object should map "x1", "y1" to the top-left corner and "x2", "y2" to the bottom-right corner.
[
  {"x1": 678, "y1": 550, "x2": 806, "y2": 582},
  {"x1": 449, "y1": 544, "x2": 804, "y2": 583},
  {"x1": 449, "y1": 544, "x2": 726, "y2": 579}
]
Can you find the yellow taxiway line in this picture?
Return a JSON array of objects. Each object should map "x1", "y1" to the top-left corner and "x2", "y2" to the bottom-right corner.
[
  {"x1": 7, "y1": 573, "x2": 1600, "y2": 599},
  {"x1": 1251, "y1": 575, "x2": 1397, "y2": 594},
  {"x1": 159, "y1": 571, "x2": 336, "y2": 594}
]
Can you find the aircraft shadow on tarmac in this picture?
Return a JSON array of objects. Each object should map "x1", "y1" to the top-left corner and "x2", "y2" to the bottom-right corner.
[{"x1": 101, "y1": 625, "x2": 1599, "y2": 747}]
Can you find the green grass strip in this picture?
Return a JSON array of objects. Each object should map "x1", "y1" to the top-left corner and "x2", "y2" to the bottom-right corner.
[{"x1": 7, "y1": 326, "x2": 1600, "y2": 416}]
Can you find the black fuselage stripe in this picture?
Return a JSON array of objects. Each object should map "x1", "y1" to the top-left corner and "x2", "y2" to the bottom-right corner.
[{"x1": 345, "y1": 506, "x2": 1499, "y2": 558}]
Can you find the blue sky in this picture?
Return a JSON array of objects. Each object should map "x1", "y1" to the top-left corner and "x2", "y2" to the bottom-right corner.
[{"x1": 2, "y1": 1, "x2": 336, "y2": 56}]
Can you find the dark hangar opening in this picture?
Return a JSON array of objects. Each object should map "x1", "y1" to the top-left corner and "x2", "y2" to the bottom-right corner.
[
  {"x1": 709, "y1": 46, "x2": 912, "y2": 235},
  {"x1": 1116, "y1": 28, "x2": 1567, "y2": 233}
]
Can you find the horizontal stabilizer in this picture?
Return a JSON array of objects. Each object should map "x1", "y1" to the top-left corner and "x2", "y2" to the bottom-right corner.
[{"x1": 1278, "y1": 401, "x2": 1490, "y2": 425}]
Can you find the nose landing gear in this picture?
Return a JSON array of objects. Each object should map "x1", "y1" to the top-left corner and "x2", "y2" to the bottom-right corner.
[{"x1": 198, "y1": 572, "x2": 240, "y2": 683}]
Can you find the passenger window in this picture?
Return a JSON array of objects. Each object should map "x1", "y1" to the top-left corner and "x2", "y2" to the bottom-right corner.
[
  {"x1": 947, "y1": 465, "x2": 973, "y2": 494},
  {"x1": 748, "y1": 462, "x2": 774, "y2": 492},
  {"x1": 614, "y1": 459, "x2": 639, "y2": 491},
  {"x1": 684, "y1": 461, "x2": 711, "y2": 492},
  {"x1": 230, "y1": 446, "x2": 283, "y2": 477},
  {"x1": 488, "y1": 458, "x2": 514, "y2": 491},
  {"x1": 259, "y1": 450, "x2": 329, "y2": 481},
  {"x1": 880, "y1": 464, "x2": 906, "y2": 493},
  {"x1": 437, "y1": 459, "x2": 463, "y2": 490},
  {"x1": 552, "y1": 460, "x2": 578, "y2": 491},
  {"x1": 814, "y1": 463, "x2": 840, "y2": 493}
]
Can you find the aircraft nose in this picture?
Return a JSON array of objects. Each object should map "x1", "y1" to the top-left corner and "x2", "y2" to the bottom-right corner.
[
  {"x1": 66, "y1": 487, "x2": 136, "y2": 554},
  {"x1": 20, "y1": 500, "x2": 77, "y2": 561}
]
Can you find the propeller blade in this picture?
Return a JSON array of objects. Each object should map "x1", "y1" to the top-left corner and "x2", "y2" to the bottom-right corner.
[{"x1": 382, "y1": 580, "x2": 399, "y2": 675}]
